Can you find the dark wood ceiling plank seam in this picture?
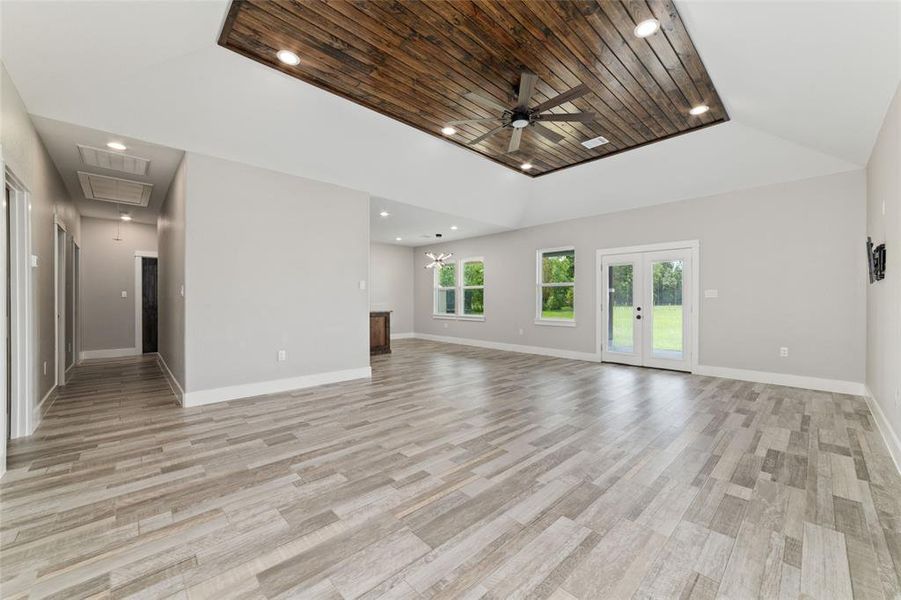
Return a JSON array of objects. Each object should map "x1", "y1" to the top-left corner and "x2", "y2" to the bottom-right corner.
[
  {"x1": 404, "y1": 0, "x2": 582, "y2": 166},
  {"x1": 524, "y1": 0, "x2": 677, "y2": 138},
  {"x1": 619, "y1": 0, "x2": 715, "y2": 125},
  {"x1": 478, "y1": 0, "x2": 652, "y2": 148},
  {"x1": 648, "y1": 0, "x2": 728, "y2": 122},
  {"x1": 465, "y1": 0, "x2": 642, "y2": 154},
  {"x1": 569, "y1": 1, "x2": 692, "y2": 132},
  {"x1": 598, "y1": 1, "x2": 707, "y2": 126},
  {"x1": 424, "y1": 0, "x2": 608, "y2": 164}
]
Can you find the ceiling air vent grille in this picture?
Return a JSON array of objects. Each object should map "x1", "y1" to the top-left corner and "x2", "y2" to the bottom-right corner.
[
  {"x1": 77, "y1": 144, "x2": 150, "y2": 176},
  {"x1": 77, "y1": 172, "x2": 153, "y2": 207},
  {"x1": 581, "y1": 136, "x2": 610, "y2": 149}
]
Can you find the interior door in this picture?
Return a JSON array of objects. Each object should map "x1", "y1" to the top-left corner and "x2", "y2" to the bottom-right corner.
[
  {"x1": 142, "y1": 258, "x2": 158, "y2": 353},
  {"x1": 601, "y1": 249, "x2": 692, "y2": 371}
]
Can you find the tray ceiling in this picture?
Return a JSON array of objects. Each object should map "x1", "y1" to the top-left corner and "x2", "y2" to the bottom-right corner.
[{"x1": 219, "y1": 0, "x2": 728, "y2": 176}]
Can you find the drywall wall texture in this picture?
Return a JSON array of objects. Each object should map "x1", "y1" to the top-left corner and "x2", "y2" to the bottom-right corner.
[
  {"x1": 414, "y1": 170, "x2": 867, "y2": 384},
  {"x1": 79, "y1": 217, "x2": 157, "y2": 353},
  {"x1": 157, "y1": 156, "x2": 186, "y2": 393},
  {"x1": 2, "y1": 63, "x2": 81, "y2": 418},
  {"x1": 866, "y1": 82, "x2": 901, "y2": 461},
  {"x1": 370, "y1": 242, "x2": 414, "y2": 335},
  {"x1": 183, "y1": 153, "x2": 370, "y2": 397}
]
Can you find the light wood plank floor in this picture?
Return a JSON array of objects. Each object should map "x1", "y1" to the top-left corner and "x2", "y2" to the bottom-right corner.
[{"x1": 2, "y1": 340, "x2": 900, "y2": 599}]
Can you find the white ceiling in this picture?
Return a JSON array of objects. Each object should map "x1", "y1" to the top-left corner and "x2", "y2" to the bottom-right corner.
[
  {"x1": 2, "y1": 0, "x2": 898, "y2": 238},
  {"x1": 32, "y1": 116, "x2": 184, "y2": 224},
  {"x1": 370, "y1": 197, "x2": 509, "y2": 247}
]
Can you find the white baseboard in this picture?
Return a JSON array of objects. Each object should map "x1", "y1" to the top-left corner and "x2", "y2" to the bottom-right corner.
[
  {"x1": 80, "y1": 347, "x2": 138, "y2": 360},
  {"x1": 34, "y1": 384, "x2": 57, "y2": 428},
  {"x1": 412, "y1": 333, "x2": 601, "y2": 362},
  {"x1": 865, "y1": 386, "x2": 901, "y2": 475},
  {"x1": 391, "y1": 332, "x2": 415, "y2": 340},
  {"x1": 182, "y1": 367, "x2": 372, "y2": 408},
  {"x1": 694, "y1": 365, "x2": 866, "y2": 396},
  {"x1": 155, "y1": 354, "x2": 185, "y2": 405}
]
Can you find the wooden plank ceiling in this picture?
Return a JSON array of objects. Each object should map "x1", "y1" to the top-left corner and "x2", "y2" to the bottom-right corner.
[{"x1": 219, "y1": 0, "x2": 728, "y2": 177}]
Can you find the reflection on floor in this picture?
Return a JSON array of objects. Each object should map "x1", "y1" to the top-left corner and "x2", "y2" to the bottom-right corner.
[{"x1": 1, "y1": 340, "x2": 899, "y2": 599}]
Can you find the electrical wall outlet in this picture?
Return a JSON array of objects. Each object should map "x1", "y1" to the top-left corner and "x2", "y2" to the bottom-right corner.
[
  {"x1": 518, "y1": 328, "x2": 524, "y2": 335},
  {"x1": 443, "y1": 322, "x2": 448, "y2": 329},
  {"x1": 779, "y1": 347, "x2": 789, "y2": 357},
  {"x1": 277, "y1": 350, "x2": 286, "y2": 362}
]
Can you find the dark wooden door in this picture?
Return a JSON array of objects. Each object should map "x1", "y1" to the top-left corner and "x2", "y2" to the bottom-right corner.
[{"x1": 142, "y1": 258, "x2": 158, "y2": 353}]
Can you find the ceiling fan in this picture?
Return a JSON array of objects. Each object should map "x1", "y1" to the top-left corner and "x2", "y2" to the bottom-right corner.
[
  {"x1": 424, "y1": 251, "x2": 453, "y2": 269},
  {"x1": 447, "y1": 71, "x2": 596, "y2": 154}
]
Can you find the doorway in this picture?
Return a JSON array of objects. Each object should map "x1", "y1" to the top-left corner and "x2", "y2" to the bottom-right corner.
[
  {"x1": 134, "y1": 252, "x2": 158, "y2": 354},
  {"x1": 54, "y1": 222, "x2": 67, "y2": 387},
  {"x1": 598, "y1": 242, "x2": 698, "y2": 372}
]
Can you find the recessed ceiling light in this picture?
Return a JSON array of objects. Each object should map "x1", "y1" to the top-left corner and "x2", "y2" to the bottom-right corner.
[
  {"x1": 379, "y1": 211, "x2": 390, "y2": 217},
  {"x1": 520, "y1": 162, "x2": 533, "y2": 171},
  {"x1": 120, "y1": 214, "x2": 132, "y2": 221},
  {"x1": 106, "y1": 141, "x2": 127, "y2": 151},
  {"x1": 689, "y1": 104, "x2": 710, "y2": 116},
  {"x1": 276, "y1": 50, "x2": 301, "y2": 66},
  {"x1": 441, "y1": 126, "x2": 457, "y2": 136},
  {"x1": 450, "y1": 225, "x2": 458, "y2": 231},
  {"x1": 633, "y1": 18, "x2": 660, "y2": 38},
  {"x1": 395, "y1": 237, "x2": 402, "y2": 241}
]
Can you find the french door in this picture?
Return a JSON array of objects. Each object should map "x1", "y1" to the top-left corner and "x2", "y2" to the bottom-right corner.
[{"x1": 601, "y1": 249, "x2": 692, "y2": 371}]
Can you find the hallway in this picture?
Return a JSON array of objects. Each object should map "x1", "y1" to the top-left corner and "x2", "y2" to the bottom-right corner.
[{"x1": 1, "y1": 342, "x2": 900, "y2": 599}]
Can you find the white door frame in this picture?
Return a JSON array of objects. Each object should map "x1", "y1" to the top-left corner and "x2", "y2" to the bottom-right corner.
[
  {"x1": 596, "y1": 240, "x2": 699, "y2": 372},
  {"x1": 53, "y1": 219, "x2": 67, "y2": 387},
  {"x1": 134, "y1": 251, "x2": 157, "y2": 353},
  {"x1": 4, "y1": 164, "x2": 35, "y2": 442},
  {"x1": 69, "y1": 241, "x2": 80, "y2": 370}
]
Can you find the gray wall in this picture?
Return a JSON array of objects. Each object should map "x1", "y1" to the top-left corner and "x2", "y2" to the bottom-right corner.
[
  {"x1": 1, "y1": 64, "x2": 80, "y2": 414},
  {"x1": 414, "y1": 170, "x2": 866, "y2": 384},
  {"x1": 80, "y1": 217, "x2": 157, "y2": 352},
  {"x1": 370, "y1": 242, "x2": 414, "y2": 335},
  {"x1": 158, "y1": 156, "x2": 186, "y2": 391},
  {"x1": 184, "y1": 153, "x2": 370, "y2": 394},
  {"x1": 866, "y1": 83, "x2": 900, "y2": 453}
]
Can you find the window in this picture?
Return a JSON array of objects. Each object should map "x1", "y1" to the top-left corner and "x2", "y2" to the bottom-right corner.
[
  {"x1": 433, "y1": 258, "x2": 486, "y2": 319},
  {"x1": 461, "y1": 259, "x2": 484, "y2": 316},
  {"x1": 537, "y1": 247, "x2": 575, "y2": 323},
  {"x1": 434, "y1": 262, "x2": 456, "y2": 316}
]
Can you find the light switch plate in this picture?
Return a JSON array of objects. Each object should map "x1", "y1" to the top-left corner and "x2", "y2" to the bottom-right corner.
[
  {"x1": 359, "y1": 280, "x2": 367, "y2": 290},
  {"x1": 704, "y1": 289, "x2": 719, "y2": 298},
  {"x1": 121, "y1": 290, "x2": 127, "y2": 298},
  {"x1": 31, "y1": 255, "x2": 38, "y2": 268}
]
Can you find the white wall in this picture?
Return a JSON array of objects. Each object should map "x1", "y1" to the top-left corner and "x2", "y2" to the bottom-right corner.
[
  {"x1": 370, "y1": 242, "x2": 414, "y2": 335},
  {"x1": 79, "y1": 217, "x2": 157, "y2": 354},
  {"x1": 414, "y1": 170, "x2": 866, "y2": 388},
  {"x1": 866, "y1": 82, "x2": 901, "y2": 466},
  {"x1": 182, "y1": 153, "x2": 370, "y2": 405},
  {"x1": 1, "y1": 64, "x2": 80, "y2": 452},
  {"x1": 157, "y1": 156, "x2": 186, "y2": 395}
]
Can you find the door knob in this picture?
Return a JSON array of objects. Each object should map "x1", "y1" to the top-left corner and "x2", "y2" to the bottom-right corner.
[{"x1": 636, "y1": 315, "x2": 642, "y2": 320}]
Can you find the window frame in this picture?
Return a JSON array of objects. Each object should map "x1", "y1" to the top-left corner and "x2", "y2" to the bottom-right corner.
[
  {"x1": 535, "y1": 246, "x2": 576, "y2": 327},
  {"x1": 432, "y1": 257, "x2": 486, "y2": 321},
  {"x1": 459, "y1": 257, "x2": 485, "y2": 320},
  {"x1": 433, "y1": 261, "x2": 457, "y2": 319}
]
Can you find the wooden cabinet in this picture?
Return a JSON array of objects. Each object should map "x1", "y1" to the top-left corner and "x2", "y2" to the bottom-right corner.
[{"x1": 369, "y1": 311, "x2": 391, "y2": 355}]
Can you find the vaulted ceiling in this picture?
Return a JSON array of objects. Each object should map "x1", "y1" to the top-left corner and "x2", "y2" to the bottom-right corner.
[
  {"x1": 219, "y1": 0, "x2": 727, "y2": 176},
  {"x1": 1, "y1": 1, "x2": 898, "y2": 232}
]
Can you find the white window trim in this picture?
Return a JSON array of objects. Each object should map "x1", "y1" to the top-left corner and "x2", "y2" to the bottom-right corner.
[
  {"x1": 536, "y1": 246, "x2": 576, "y2": 326},
  {"x1": 432, "y1": 257, "x2": 486, "y2": 321}
]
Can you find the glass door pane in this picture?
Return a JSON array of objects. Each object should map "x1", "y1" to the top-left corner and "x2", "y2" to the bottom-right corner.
[
  {"x1": 607, "y1": 263, "x2": 635, "y2": 353},
  {"x1": 650, "y1": 259, "x2": 684, "y2": 360}
]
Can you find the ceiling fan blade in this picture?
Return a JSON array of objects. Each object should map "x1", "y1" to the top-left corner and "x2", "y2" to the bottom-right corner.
[
  {"x1": 535, "y1": 112, "x2": 596, "y2": 122},
  {"x1": 468, "y1": 125, "x2": 506, "y2": 146},
  {"x1": 532, "y1": 84, "x2": 590, "y2": 114},
  {"x1": 463, "y1": 91, "x2": 509, "y2": 113},
  {"x1": 446, "y1": 117, "x2": 503, "y2": 126},
  {"x1": 517, "y1": 71, "x2": 539, "y2": 108},
  {"x1": 531, "y1": 123, "x2": 564, "y2": 144},
  {"x1": 508, "y1": 128, "x2": 522, "y2": 153}
]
